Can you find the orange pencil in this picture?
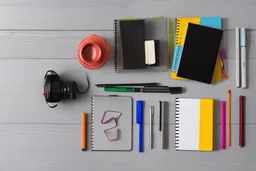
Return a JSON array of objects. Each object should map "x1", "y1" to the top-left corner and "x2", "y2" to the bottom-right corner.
[
  {"x1": 81, "y1": 113, "x2": 87, "y2": 151},
  {"x1": 228, "y1": 90, "x2": 231, "y2": 147}
]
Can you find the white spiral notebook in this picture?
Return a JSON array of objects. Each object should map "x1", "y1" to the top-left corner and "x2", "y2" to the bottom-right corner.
[
  {"x1": 91, "y1": 95, "x2": 133, "y2": 151},
  {"x1": 175, "y1": 98, "x2": 214, "y2": 151}
]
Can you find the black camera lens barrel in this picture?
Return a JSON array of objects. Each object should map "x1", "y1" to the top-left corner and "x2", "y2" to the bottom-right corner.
[{"x1": 43, "y1": 70, "x2": 89, "y2": 108}]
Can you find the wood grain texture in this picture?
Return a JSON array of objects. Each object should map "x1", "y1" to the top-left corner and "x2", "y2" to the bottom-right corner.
[
  {"x1": 0, "y1": 0, "x2": 256, "y2": 29},
  {"x1": 0, "y1": 30, "x2": 256, "y2": 59},
  {"x1": 0, "y1": 0, "x2": 254, "y2": 170},
  {"x1": 0, "y1": 31, "x2": 113, "y2": 59},
  {"x1": 0, "y1": 59, "x2": 253, "y2": 124},
  {"x1": 0, "y1": 124, "x2": 254, "y2": 171}
]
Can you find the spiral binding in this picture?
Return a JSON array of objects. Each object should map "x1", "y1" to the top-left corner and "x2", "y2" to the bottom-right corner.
[
  {"x1": 91, "y1": 97, "x2": 95, "y2": 150},
  {"x1": 114, "y1": 20, "x2": 118, "y2": 72},
  {"x1": 175, "y1": 18, "x2": 181, "y2": 46},
  {"x1": 175, "y1": 98, "x2": 180, "y2": 150}
]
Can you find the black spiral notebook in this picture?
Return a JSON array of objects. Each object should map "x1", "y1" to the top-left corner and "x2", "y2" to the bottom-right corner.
[
  {"x1": 176, "y1": 23, "x2": 223, "y2": 84},
  {"x1": 120, "y1": 20, "x2": 145, "y2": 69},
  {"x1": 114, "y1": 18, "x2": 170, "y2": 73}
]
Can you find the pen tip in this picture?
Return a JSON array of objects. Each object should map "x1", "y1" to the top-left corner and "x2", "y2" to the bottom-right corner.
[{"x1": 228, "y1": 90, "x2": 231, "y2": 93}]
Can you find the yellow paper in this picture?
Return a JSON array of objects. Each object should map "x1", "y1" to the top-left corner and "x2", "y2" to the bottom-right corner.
[
  {"x1": 175, "y1": 18, "x2": 201, "y2": 46},
  {"x1": 198, "y1": 99, "x2": 214, "y2": 151}
]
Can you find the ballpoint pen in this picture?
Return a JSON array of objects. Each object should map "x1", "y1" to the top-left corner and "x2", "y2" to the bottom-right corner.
[
  {"x1": 136, "y1": 100, "x2": 143, "y2": 152},
  {"x1": 95, "y1": 82, "x2": 158, "y2": 87},
  {"x1": 150, "y1": 106, "x2": 154, "y2": 149}
]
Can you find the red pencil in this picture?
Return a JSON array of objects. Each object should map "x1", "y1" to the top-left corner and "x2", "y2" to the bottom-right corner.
[{"x1": 239, "y1": 96, "x2": 245, "y2": 147}]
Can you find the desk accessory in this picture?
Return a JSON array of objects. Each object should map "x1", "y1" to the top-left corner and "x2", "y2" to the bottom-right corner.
[
  {"x1": 221, "y1": 101, "x2": 226, "y2": 149},
  {"x1": 136, "y1": 100, "x2": 144, "y2": 152},
  {"x1": 171, "y1": 16, "x2": 223, "y2": 83},
  {"x1": 145, "y1": 40, "x2": 159, "y2": 66},
  {"x1": 150, "y1": 106, "x2": 154, "y2": 149},
  {"x1": 159, "y1": 101, "x2": 166, "y2": 149},
  {"x1": 43, "y1": 70, "x2": 89, "y2": 108},
  {"x1": 77, "y1": 34, "x2": 110, "y2": 70},
  {"x1": 176, "y1": 23, "x2": 223, "y2": 84},
  {"x1": 228, "y1": 90, "x2": 231, "y2": 147},
  {"x1": 120, "y1": 20, "x2": 145, "y2": 69},
  {"x1": 175, "y1": 98, "x2": 214, "y2": 151},
  {"x1": 81, "y1": 113, "x2": 87, "y2": 151},
  {"x1": 240, "y1": 96, "x2": 245, "y2": 147},
  {"x1": 101, "y1": 110, "x2": 122, "y2": 141},
  {"x1": 91, "y1": 96, "x2": 132, "y2": 151},
  {"x1": 240, "y1": 28, "x2": 247, "y2": 89},
  {"x1": 236, "y1": 28, "x2": 241, "y2": 87},
  {"x1": 96, "y1": 82, "x2": 158, "y2": 87},
  {"x1": 114, "y1": 18, "x2": 170, "y2": 72},
  {"x1": 104, "y1": 86, "x2": 182, "y2": 94}
]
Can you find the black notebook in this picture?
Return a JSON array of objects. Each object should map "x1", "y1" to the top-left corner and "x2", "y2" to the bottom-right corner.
[
  {"x1": 120, "y1": 20, "x2": 145, "y2": 69},
  {"x1": 114, "y1": 18, "x2": 170, "y2": 73},
  {"x1": 176, "y1": 23, "x2": 223, "y2": 84}
]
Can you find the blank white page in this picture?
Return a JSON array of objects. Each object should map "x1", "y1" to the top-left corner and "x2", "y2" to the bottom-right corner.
[{"x1": 176, "y1": 98, "x2": 199, "y2": 150}]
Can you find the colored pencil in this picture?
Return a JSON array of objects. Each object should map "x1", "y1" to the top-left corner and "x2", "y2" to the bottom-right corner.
[
  {"x1": 81, "y1": 113, "x2": 87, "y2": 151},
  {"x1": 221, "y1": 101, "x2": 226, "y2": 149},
  {"x1": 228, "y1": 90, "x2": 231, "y2": 147},
  {"x1": 239, "y1": 96, "x2": 245, "y2": 147}
]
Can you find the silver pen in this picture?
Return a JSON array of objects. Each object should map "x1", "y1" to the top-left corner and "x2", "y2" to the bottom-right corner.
[
  {"x1": 150, "y1": 106, "x2": 154, "y2": 149},
  {"x1": 160, "y1": 101, "x2": 165, "y2": 149}
]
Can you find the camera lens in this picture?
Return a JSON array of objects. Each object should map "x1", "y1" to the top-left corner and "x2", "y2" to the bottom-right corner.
[{"x1": 60, "y1": 81, "x2": 77, "y2": 100}]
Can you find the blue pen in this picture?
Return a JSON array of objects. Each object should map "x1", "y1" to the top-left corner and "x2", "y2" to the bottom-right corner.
[{"x1": 136, "y1": 100, "x2": 143, "y2": 153}]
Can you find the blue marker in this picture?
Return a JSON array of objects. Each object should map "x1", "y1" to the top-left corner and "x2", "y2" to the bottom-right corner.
[{"x1": 136, "y1": 100, "x2": 143, "y2": 152}]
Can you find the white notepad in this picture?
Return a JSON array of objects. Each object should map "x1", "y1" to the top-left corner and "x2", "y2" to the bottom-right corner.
[
  {"x1": 175, "y1": 98, "x2": 214, "y2": 151},
  {"x1": 91, "y1": 96, "x2": 133, "y2": 151}
]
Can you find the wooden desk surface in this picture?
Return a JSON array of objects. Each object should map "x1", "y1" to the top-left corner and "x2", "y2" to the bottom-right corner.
[{"x1": 0, "y1": 0, "x2": 255, "y2": 170}]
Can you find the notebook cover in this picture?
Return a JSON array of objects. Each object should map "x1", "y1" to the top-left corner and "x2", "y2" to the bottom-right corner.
[
  {"x1": 120, "y1": 20, "x2": 145, "y2": 69},
  {"x1": 91, "y1": 96, "x2": 133, "y2": 151},
  {"x1": 170, "y1": 16, "x2": 222, "y2": 82},
  {"x1": 175, "y1": 98, "x2": 214, "y2": 151},
  {"x1": 171, "y1": 54, "x2": 222, "y2": 82},
  {"x1": 114, "y1": 18, "x2": 169, "y2": 73},
  {"x1": 176, "y1": 23, "x2": 223, "y2": 84}
]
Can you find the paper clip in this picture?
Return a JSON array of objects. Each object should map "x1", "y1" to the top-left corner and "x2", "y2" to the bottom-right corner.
[{"x1": 101, "y1": 110, "x2": 122, "y2": 141}]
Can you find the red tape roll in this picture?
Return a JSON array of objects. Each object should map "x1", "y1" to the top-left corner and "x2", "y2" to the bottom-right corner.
[{"x1": 77, "y1": 34, "x2": 110, "y2": 70}]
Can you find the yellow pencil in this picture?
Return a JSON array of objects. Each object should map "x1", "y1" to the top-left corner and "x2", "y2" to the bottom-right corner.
[{"x1": 228, "y1": 90, "x2": 231, "y2": 147}]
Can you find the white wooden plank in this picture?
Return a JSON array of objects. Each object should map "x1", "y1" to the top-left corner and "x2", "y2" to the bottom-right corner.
[
  {"x1": 0, "y1": 59, "x2": 253, "y2": 124},
  {"x1": 0, "y1": 31, "x2": 113, "y2": 59},
  {"x1": 0, "y1": 30, "x2": 254, "y2": 59},
  {"x1": 0, "y1": 124, "x2": 254, "y2": 171},
  {"x1": 0, "y1": 0, "x2": 256, "y2": 29}
]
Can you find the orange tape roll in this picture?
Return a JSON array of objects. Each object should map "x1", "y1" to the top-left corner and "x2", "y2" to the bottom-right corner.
[{"x1": 77, "y1": 34, "x2": 110, "y2": 70}]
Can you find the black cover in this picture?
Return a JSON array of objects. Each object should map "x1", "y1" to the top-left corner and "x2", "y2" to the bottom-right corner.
[
  {"x1": 120, "y1": 20, "x2": 145, "y2": 69},
  {"x1": 177, "y1": 23, "x2": 223, "y2": 84}
]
